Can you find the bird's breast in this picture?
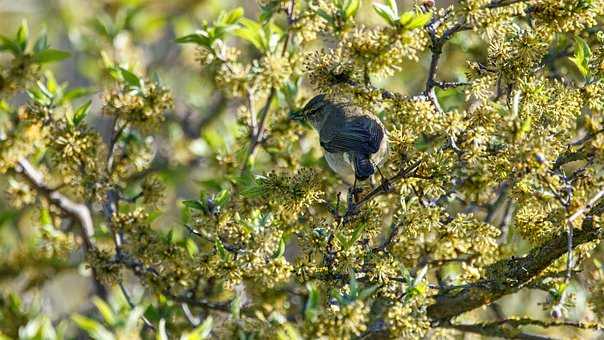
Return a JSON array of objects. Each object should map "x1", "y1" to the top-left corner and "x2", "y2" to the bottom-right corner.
[{"x1": 324, "y1": 152, "x2": 355, "y2": 181}]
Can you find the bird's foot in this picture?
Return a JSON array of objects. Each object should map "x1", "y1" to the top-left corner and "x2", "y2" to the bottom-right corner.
[
  {"x1": 381, "y1": 179, "x2": 392, "y2": 192},
  {"x1": 347, "y1": 185, "x2": 363, "y2": 207}
]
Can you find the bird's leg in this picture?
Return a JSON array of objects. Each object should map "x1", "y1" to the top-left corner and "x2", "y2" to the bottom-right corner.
[
  {"x1": 350, "y1": 177, "x2": 362, "y2": 204},
  {"x1": 369, "y1": 176, "x2": 376, "y2": 189},
  {"x1": 347, "y1": 184, "x2": 356, "y2": 210}
]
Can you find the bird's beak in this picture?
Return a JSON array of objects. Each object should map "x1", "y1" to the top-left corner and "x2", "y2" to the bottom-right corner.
[{"x1": 289, "y1": 110, "x2": 304, "y2": 121}]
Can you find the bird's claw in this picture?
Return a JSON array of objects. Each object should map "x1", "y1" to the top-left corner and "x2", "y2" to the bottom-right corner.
[{"x1": 381, "y1": 179, "x2": 392, "y2": 192}]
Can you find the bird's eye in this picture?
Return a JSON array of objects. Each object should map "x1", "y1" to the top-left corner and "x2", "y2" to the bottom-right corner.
[{"x1": 307, "y1": 108, "x2": 319, "y2": 116}]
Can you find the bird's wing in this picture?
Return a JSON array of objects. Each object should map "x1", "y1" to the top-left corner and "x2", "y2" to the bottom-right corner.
[{"x1": 319, "y1": 115, "x2": 384, "y2": 154}]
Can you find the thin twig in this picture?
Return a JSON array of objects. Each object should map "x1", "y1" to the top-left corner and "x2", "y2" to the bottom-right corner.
[
  {"x1": 107, "y1": 119, "x2": 127, "y2": 173},
  {"x1": 565, "y1": 188, "x2": 604, "y2": 282},
  {"x1": 240, "y1": 1, "x2": 295, "y2": 173},
  {"x1": 119, "y1": 281, "x2": 156, "y2": 330},
  {"x1": 181, "y1": 303, "x2": 201, "y2": 326},
  {"x1": 372, "y1": 222, "x2": 402, "y2": 253},
  {"x1": 184, "y1": 224, "x2": 241, "y2": 253}
]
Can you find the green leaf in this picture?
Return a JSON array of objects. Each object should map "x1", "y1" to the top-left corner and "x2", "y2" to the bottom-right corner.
[
  {"x1": 214, "y1": 189, "x2": 230, "y2": 207},
  {"x1": 345, "y1": 0, "x2": 361, "y2": 19},
  {"x1": 386, "y1": 0, "x2": 398, "y2": 14},
  {"x1": 273, "y1": 235, "x2": 286, "y2": 258},
  {"x1": 316, "y1": 9, "x2": 334, "y2": 24},
  {"x1": 349, "y1": 277, "x2": 359, "y2": 298},
  {"x1": 234, "y1": 18, "x2": 267, "y2": 51},
  {"x1": 405, "y1": 12, "x2": 432, "y2": 29},
  {"x1": 399, "y1": 11, "x2": 414, "y2": 26},
  {"x1": 175, "y1": 31, "x2": 213, "y2": 47},
  {"x1": 215, "y1": 239, "x2": 230, "y2": 261},
  {"x1": 71, "y1": 315, "x2": 115, "y2": 340},
  {"x1": 63, "y1": 87, "x2": 93, "y2": 102},
  {"x1": 358, "y1": 285, "x2": 379, "y2": 300},
  {"x1": 304, "y1": 283, "x2": 320, "y2": 322},
  {"x1": 230, "y1": 294, "x2": 241, "y2": 319},
  {"x1": 36, "y1": 81, "x2": 54, "y2": 100},
  {"x1": 349, "y1": 222, "x2": 366, "y2": 246},
  {"x1": 569, "y1": 36, "x2": 591, "y2": 77},
  {"x1": 220, "y1": 7, "x2": 244, "y2": 26},
  {"x1": 33, "y1": 49, "x2": 70, "y2": 64},
  {"x1": 39, "y1": 208, "x2": 52, "y2": 227},
  {"x1": 73, "y1": 100, "x2": 92, "y2": 126},
  {"x1": 186, "y1": 238, "x2": 199, "y2": 256},
  {"x1": 119, "y1": 67, "x2": 142, "y2": 88},
  {"x1": 183, "y1": 200, "x2": 205, "y2": 211},
  {"x1": 180, "y1": 316, "x2": 213, "y2": 340},
  {"x1": 259, "y1": 2, "x2": 279, "y2": 23},
  {"x1": 373, "y1": 2, "x2": 398, "y2": 25},
  {"x1": 92, "y1": 297, "x2": 116, "y2": 326},
  {"x1": 16, "y1": 20, "x2": 29, "y2": 53},
  {"x1": 413, "y1": 265, "x2": 428, "y2": 287},
  {"x1": 238, "y1": 172, "x2": 264, "y2": 198},
  {"x1": 33, "y1": 34, "x2": 49, "y2": 53},
  {"x1": 336, "y1": 232, "x2": 349, "y2": 250},
  {"x1": 516, "y1": 115, "x2": 532, "y2": 140},
  {"x1": 0, "y1": 35, "x2": 21, "y2": 55}
]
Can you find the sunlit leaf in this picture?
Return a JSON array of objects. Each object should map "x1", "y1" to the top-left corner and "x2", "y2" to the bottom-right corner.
[
  {"x1": 304, "y1": 283, "x2": 320, "y2": 322},
  {"x1": 569, "y1": 36, "x2": 591, "y2": 77},
  {"x1": 373, "y1": 2, "x2": 398, "y2": 25},
  {"x1": 33, "y1": 33, "x2": 48, "y2": 53},
  {"x1": 0, "y1": 35, "x2": 21, "y2": 55},
  {"x1": 119, "y1": 67, "x2": 142, "y2": 88},
  {"x1": 183, "y1": 200, "x2": 205, "y2": 211},
  {"x1": 71, "y1": 314, "x2": 115, "y2": 340},
  {"x1": 33, "y1": 49, "x2": 70, "y2": 64},
  {"x1": 221, "y1": 7, "x2": 244, "y2": 26},
  {"x1": 405, "y1": 12, "x2": 432, "y2": 29},
  {"x1": 175, "y1": 31, "x2": 213, "y2": 47},
  {"x1": 73, "y1": 100, "x2": 92, "y2": 126},
  {"x1": 180, "y1": 316, "x2": 213, "y2": 340},
  {"x1": 16, "y1": 20, "x2": 29, "y2": 52},
  {"x1": 92, "y1": 297, "x2": 116, "y2": 326},
  {"x1": 345, "y1": 0, "x2": 361, "y2": 19}
]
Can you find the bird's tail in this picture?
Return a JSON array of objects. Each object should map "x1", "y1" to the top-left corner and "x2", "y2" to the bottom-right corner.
[{"x1": 353, "y1": 153, "x2": 374, "y2": 180}]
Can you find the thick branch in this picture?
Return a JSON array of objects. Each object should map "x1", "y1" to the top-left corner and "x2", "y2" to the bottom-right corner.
[
  {"x1": 445, "y1": 323, "x2": 554, "y2": 340},
  {"x1": 16, "y1": 159, "x2": 95, "y2": 249},
  {"x1": 15, "y1": 158, "x2": 106, "y2": 297},
  {"x1": 443, "y1": 317, "x2": 598, "y2": 340},
  {"x1": 427, "y1": 201, "x2": 604, "y2": 321}
]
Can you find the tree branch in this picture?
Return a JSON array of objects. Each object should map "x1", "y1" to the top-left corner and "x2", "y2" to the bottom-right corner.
[
  {"x1": 240, "y1": 1, "x2": 295, "y2": 173},
  {"x1": 16, "y1": 159, "x2": 95, "y2": 249},
  {"x1": 443, "y1": 317, "x2": 598, "y2": 340},
  {"x1": 15, "y1": 158, "x2": 106, "y2": 297},
  {"x1": 427, "y1": 199, "x2": 604, "y2": 321}
]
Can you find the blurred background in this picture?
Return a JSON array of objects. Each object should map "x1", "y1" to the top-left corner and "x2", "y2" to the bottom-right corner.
[{"x1": 0, "y1": 0, "x2": 597, "y2": 338}]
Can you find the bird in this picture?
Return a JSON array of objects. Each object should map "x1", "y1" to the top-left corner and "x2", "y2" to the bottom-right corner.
[{"x1": 290, "y1": 94, "x2": 388, "y2": 187}]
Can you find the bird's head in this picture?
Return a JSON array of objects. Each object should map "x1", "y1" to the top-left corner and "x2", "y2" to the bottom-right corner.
[{"x1": 289, "y1": 94, "x2": 329, "y2": 125}]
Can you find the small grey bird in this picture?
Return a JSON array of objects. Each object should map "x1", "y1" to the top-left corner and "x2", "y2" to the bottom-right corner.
[{"x1": 290, "y1": 94, "x2": 388, "y2": 184}]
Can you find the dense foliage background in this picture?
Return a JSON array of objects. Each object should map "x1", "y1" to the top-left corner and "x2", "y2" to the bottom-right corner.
[{"x1": 1, "y1": 0, "x2": 604, "y2": 338}]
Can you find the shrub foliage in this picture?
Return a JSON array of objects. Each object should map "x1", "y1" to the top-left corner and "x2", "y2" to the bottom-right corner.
[{"x1": 1, "y1": 0, "x2": 604, "y2": 339}]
